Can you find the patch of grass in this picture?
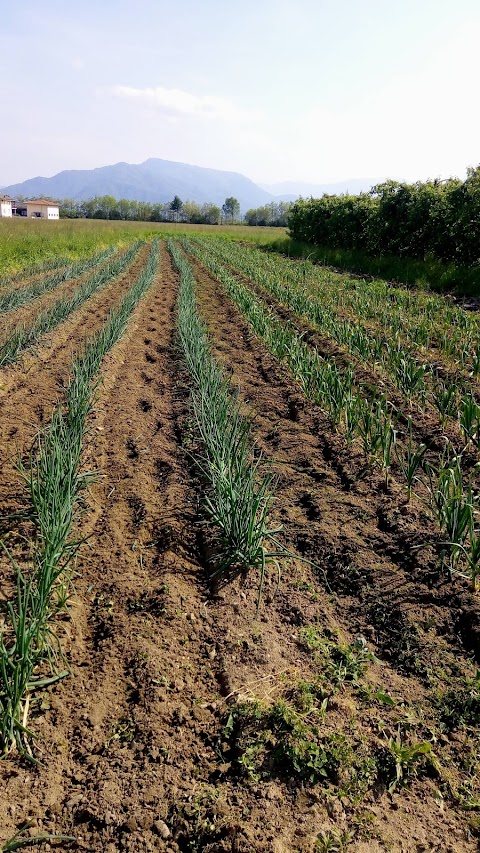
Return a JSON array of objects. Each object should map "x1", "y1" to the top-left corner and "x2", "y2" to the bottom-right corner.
[
  {"x1": 287, "y1": 679, "x2": 328, "y2": 715},
  {"x1": 315, "y1": 829, "x2": 353, "y2": 853},
  {"x1": 104, "y1": 716, "x2": 136, "y2": 750},
  {"x1": 266, "y1": 237, "x2": 480, "y2": 297},
  {"x1": 168, "y1": 786, "x2": 231, "y2": 853}
]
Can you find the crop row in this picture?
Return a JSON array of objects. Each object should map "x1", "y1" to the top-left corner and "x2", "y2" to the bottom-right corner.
[
  {"x1": 202, "y1": 238, "x2": 480, "y2": 377},
  {"x1": 0, "y1": 240, "x2": 143, "y2": 367},
  {"x1": 0, "y1": 240, "x2": 160, "y2": 758},
  {"x1": 182, "y1": 239, "x2": 480, "y2": 592},
  {"x1": 169, "y1": 240, "x2": 280, "y2": 607},
  {"x1": 0, "y1": 254, "x2": 73, "y2": 290},
  {"x1": 195, "y1": 238, "x2": 480, "y2": 449}
]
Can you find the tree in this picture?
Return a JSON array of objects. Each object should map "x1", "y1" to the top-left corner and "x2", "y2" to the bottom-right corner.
[
  {"x1": 201, "y1": 203, "x2": 221, "y2": 225},
  {"x1": 222, "y1": 196, "x2": 240, "y2": 223},
  {"x1": 170, "y1": 195, "x2": 183, "y2": 211},
  {"x1": 183, "y1": 200, "x2": 202, "y2": 223}
]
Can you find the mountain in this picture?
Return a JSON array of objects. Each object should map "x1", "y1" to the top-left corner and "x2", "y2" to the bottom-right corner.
[
  {"x1": 1, "y1": 158, "x2": 279, "y2": 212},
  {"x1": 260, "y1": 178, "x2": 383, "y2": 198}
]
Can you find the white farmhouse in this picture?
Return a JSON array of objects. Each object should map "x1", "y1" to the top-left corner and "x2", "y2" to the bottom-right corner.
[
  {"x1": 0, "y1": 195, "x2": 13, "y2": 217},
  {"x1": 16, "y1": 199, "x2": 60, "y2": 220}
]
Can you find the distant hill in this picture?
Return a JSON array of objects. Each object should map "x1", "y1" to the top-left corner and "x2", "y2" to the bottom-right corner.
[
  {"x1": 260, "y1": 178, "x2": 383, "y2": 198},
  {"x1": 1, "y1": 158, "x2": 281, "y2": 212}
]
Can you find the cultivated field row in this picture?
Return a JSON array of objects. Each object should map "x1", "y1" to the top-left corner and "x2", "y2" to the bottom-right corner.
[{"x1": 0, "y1": 239, "x2": 479, "y2": 852}]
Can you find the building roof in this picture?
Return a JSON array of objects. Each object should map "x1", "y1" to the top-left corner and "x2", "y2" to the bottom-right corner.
[
  {"x1": 25, "y1": 199, "x2": 59, "y2": 206},
  {"x1": 0, "y1": 195, "x2": 12, "y2": 202}
]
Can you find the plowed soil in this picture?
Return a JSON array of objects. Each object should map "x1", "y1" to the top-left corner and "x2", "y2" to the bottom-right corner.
[{"x1": 1, "y1": 242, "x2": 479, "y2": 853}]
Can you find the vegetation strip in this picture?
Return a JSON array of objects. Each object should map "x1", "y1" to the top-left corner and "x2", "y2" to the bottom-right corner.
[
  {"x1": 200, "y1": 237, "x2": 480, "y2": 400},
  {"x1": 0, "y1": 240, "x2": 143, "y2": 367},
  {"x1": 0, "y1": 245, "x2": 117, "y2": 314},
  {"x1": 169, "y1": 239, "x2": 281, "y2": 605},
  {"x1": 210, "y1": 237, "x2": 480, "y2": 376},
  {"x1": 287, "y1": 170, "x2": 480, "y2": 293},
  {"x1": 206, "y1": 238, "x2": 480, "y2": 461},
  {"x1": 0, "y1": 239, "x2": 160, "y2": 758}
]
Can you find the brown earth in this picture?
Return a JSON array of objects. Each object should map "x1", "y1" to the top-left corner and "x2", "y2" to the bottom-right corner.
[{"x1": 0, "y1": 242, "x2": 479, "y2": 853}]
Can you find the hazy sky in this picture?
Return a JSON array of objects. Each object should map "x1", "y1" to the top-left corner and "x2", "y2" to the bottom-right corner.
[{"x1": 1, "y1": 0, "x2": 479, "y2": 186}]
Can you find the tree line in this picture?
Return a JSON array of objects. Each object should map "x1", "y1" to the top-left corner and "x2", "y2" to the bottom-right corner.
[
  {"x1": 244, "y1": 201, "x2": 292, "y2": 226},
  {"x1": 12, "y1": 192, "x2": 291, "y2": 227},
  {"x1": 287, "y1": 166, "x2": 480, "y2": 267},
  {"x1": 57, "y1": 195, "x2": 225, "y2": 224}
]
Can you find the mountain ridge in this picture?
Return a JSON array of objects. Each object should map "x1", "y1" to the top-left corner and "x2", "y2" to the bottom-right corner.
[{"x1": 1, "y1": 158, "x2": 294, "y2": 211}]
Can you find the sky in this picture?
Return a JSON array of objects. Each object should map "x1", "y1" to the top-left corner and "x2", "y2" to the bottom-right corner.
[{"x1": 1, "y1": 0, "x2": 479, "y2": 188}]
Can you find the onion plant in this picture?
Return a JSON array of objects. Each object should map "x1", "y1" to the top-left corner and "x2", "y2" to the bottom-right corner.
[
  {"x1": 425, "y1": 455, "x2": 480, "y2": 584},
  {"x1": 0, "y1": 240, "x2": 160, "y2": 758},
  {"x1": 169, "y1": 239, "x2": 281, "y2": 607},
  {"x1": 395, "y1": 418, "x2": 427, "y2": 503},
  {"x1": 432, "y1": 380, "x2": 460, "y2": 428},
  {"x1": 459, "y1": 394, "x2": 480, "y2": 449}
]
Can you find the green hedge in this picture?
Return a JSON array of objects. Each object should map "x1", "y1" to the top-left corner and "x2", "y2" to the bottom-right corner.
[{"x1": 288, "y1": 168, "x2": 480, "y2": 270}]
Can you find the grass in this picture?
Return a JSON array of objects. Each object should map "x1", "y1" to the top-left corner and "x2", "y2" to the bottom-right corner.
[
  {"x1": 266, "y1": 237, "x2": 480, "y2": 296},
  {"x1": 0, "y1": 240, "x2": 160, "y2": 758},
  {"x1": 0, "y1": 218, "x2": 285, "y2": 278}
]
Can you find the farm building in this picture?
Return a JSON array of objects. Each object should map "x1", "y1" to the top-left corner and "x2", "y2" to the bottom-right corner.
[
  {"x1": 16, "y1": 199, "x2": 60, "y2": 219},
  {"x1": 0, "y1": 195, "x2": 13, "y2": 217}
]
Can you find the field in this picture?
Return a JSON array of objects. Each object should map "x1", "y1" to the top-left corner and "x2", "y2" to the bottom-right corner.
[{"x1": 0, "y1": 221, "x2": 479, "y2": 853}]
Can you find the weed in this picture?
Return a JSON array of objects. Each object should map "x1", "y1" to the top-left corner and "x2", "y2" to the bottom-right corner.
[
  {"x1": 223, "y1": 699, "x2": 353, "y2": 786},
  {"x1": 437, "y1": 671, "x2": 480, "y2": 730},
  {"x1": 298, "y1": 627, "x2": 377, "y2": 686},
  {"x1": 315, "y1": 829, "x2": 353, "y2": 853},
  {"x1": 378, "y1": 728, "x2": 434, "y2": 792}
]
